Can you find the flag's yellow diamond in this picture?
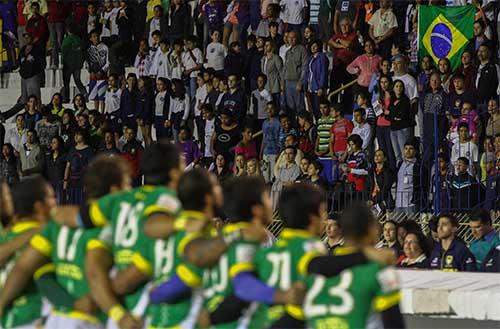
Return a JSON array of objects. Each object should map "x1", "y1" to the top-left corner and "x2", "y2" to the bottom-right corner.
[{"x1": 422, "y1": 14, "x2": 469, "y2": 64}]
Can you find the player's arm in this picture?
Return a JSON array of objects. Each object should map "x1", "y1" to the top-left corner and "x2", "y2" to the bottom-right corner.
[
  {"x1": 149, "y1": 273, "x2": 192, "y2": 304},
  {"x1": 143, "y1": 213, "x2": 176, "y2": 239},
  {"x1": 0, "y1": 246, "x2": 48, "y2": 316},
  {"x1": 0, "y1": 228, "x2": 40, "y2": 266},
  {"x1": 110, "y1": 253, "x2": 151, "y2": 296},
  {"x1": 50, "y1": 205, "x2": 81, "y2": 228},
  {"x1": 374, "y1": 267, "x2": 405, "y2": 328}
]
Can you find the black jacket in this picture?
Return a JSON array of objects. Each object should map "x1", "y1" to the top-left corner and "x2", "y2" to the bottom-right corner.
[
  {"x1": 19, "y1": 44, "x2": 44, "y2": 79},
  {"x1": 366, "y1": 165, "x2": 395, "y2": 210},
  {"x1": 168, "y1": 4, "x2": 192, "y2": 39}
]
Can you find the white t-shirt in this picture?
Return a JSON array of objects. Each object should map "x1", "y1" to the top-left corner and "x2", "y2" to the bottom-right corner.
[
  {"x1": 393, "y1": 73, "x2": 418, "y2": 101},
  {"x1": 195, "y1": 85, "x2": 208, "y2": 117},
  {"x1": 451, "y1": 140, "x2": 479, "y2": 174},
  {"x1": 104, "y1": 88, "x2": 122, "y2": 114},
  {"x1": 279, "y1": 44, "x2": 291, "y2": 63},
  {"x1": 280, "y1": 0, "x2": 307, "y2": 25},
  {"x1": 369, "y1": 9, "x2": 398, "y2": 38},
  {"x1": 205, "y1": 42, "x2": 227, "y2": 71},
  {"x1": 151, "y1": 50, "x2": 170, "y2": 79},
  {"x1": 148, "y1": 18, "x2": 161, "y2": 47},
  {"x1": 204, "y1": 118, "x2": 215, "y2": 157},
  {"x1": 182, "y1": 48, "x2": 203, "y2": 78},
  {"x1": 169, "y1": 51, "x2": 184, "y2": 80},
  {"x1": 155, "y1": 91, "x2": 167, "y2": 116}
]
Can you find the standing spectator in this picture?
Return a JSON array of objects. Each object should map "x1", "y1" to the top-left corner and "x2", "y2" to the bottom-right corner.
[
  {"x1": 134, "y1": 39, "x2": 153, "y2": 78},
  {"x1": 374, "y1": 74, "x2": 396, "y2": 170},
  {"x1": 47, "y1": 0, "x2": 68, "y2": 69},
  {"x1": 315, "y1": 101, "x2": 335, "y2": 184},
  {"x1": 177, "y1": 126, "x2": 201, "y2": 168},
  {"x1": 145, "y1": 5, "x2": 167, "y2": 46},
  {"x1": 328, "y1": 17, "x2": 358, "y2": 111},
  {"x1": 18, "y1": 129, "x2": 43, "y2": 180},
  {"x1": 87, "y1": 29, "x2": 110, "y2": 113},
  {"x1": 469, "y1": 208, "x2": 500, "y2": 270},
  {"x1": 451, "y1": 50, "x2": 476, "y2": 92},
  {"x1": 475, "y1": 45, "x2": 500, "y2": 116},
  {"x1": 182, "y1": 36, "x2": 204, "y2": 107},
  {"x1": 0, "y1": 144, "x2": 19, "y2": 185},
  {"x1": 256, "y1": 4, "x2": 283, "y2": 38},
  {"x1": 388, "y1": 80, "x2": 415, "y2": 164},
  {"x1": 346, "y1": 39, "x2": 381, "y2": 98},
  {"x1": 260, "y1": 40, "x2": 283, "y2": 107},
  {"x1": 200, "y1": 104, "x2": 216, "y2": 163},
  {"x1": 280, "y1": 0, "x2": 308, "y2": 33},
  {"x1": 205, "y1": 31, "x2": 227, "y2": 74},
  {"x1": 201, "y1": 0, "x2": 224, "y2": 40},
  {"x1": 330, "y1": 104, "x2": 353, "y2": 182},
  {"x1": 218, "y1": 74, "x2": 247, "y2": 126},
  {"x1": 64, "y1": 129, "x2": 94, "y2": 204},
  {"x1": 25, "y1": 1, "x2": 48, "y2": 48},
  {"x1": 116, "y1": 0, "x2": 135, "y2": 64},
  {"x1": 433, "y1": 152, "x2": 452, "y2": 211},
  {"x1": 451, "y1": 122, "x2": 479, "y2": 175},
  {"x1": 120, "y1": 73, "x2": 139, "y2": 129},
  {"x1": 297, "y1": 111, "x2": 316, "y2": 155},
  {"x1": 437, "y1": 58, "x2": 452, "y2": 93},
  {"x1": 122, "y1": 125, "x2": 144, "y2": 186},
  {"x1": 282, "y1": 31, "x2": 308, "y2": 116},
  {"x1": 18, "y1": 33, "x2": 44, "y2": 103},
  {"x1": 87, "y1": 2, "x2": 101, "y2": 35},
  {"x1": 167, "y1": 79, "x2": 190, "y2": 142},
  {"x1": 35, "y1": 110, "x2": 61, "y2": 150},
  {"x1": 104, "y1": 74, "x2": 123, "y2": 134},
  {"x1": 100, "y1": 0, "x2": 120, "y2": 45},
  {"x1": 448, "y1": 73, "x2": 475, "y2": 112},
  {"x1": 135, "y1": 76, "x2": 154, "y2": 146},
  {"x1": 486, "y1": 98, "x2": 500, "y2": 138},
  {"x1": 235, "y1": 125, "x2": 258, "y2": 161},
  {"x1": 422, "y1": 73, "x2": 449, "y2": 164},
  {"x1": 4, "y1": 114, "x2": 27, "y2": 154},
  {"x1": 304, "y1": 40, "x2": 329, "y2": 120},
  {"x1": 449, "y1": 157, "x2": 480, "y2": 210},
  {"x1": 243, "y1": 35, "x2": 264, "y2": 93},
  {"x1": 392, "y1": 55, "x2": 418, "y2": 123},
  {"x1": 466, "y1": 20, "x2": 492, "y2": 55},
  {"x1": 168, "y1": 0, "x2": 192, "y2": 42},
  {"x1": 429, "y1": 214, "x2": 476, "y2": 271},
  {"x1": 43, "y1": 136, "x2": 66, "y2": 203},
  {"x1": 342, "y1": 134, "x2": 369, "y2": 200},
  {"x1": 352, "y1": 107, "x2": 373, "y2": 151},
  {"x1": 98, "y1": 130, "x2": 120, "y2": 156},
  {"x1": 153, "y1": 77, "x2": 170, "y2": 141},
  {"x1": 211, "y1": 109, "x2": 240, "y2": 164},
  {"x1": 366, "y1": 149, "x2": 395, "y2": 212},
  {"x1": 224, "y1": 41, "x2": 244, "y2": 79},
  {"x1": 368, "y1": 0, "x2": 398, "y2": 59},
  {"x1": 250, "y1": 74, "x2": 273, "y2": 132},
  {"x1": 61, "y1": 24, "x2": 87, "y2": 103},
  {"x1": 333, "y1": 0, "x2": 359, "y2": 35},
  {"x1": 150, "y1": 38, "x2": 171, "y2": 79},
  {"x1": 395, "y1": 139, "x2": 429, "y2": 212},
  {"x1": 260, "y1": 102, "x2": 281, "y2": 183},
  {"x1": 271, "y1": 146, "x2": 300, "y2": 210}
]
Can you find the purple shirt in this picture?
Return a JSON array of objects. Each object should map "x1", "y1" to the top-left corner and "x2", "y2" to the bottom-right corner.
[{"x1": 178, "y1": 140, "x2": 201, "y2": 166}]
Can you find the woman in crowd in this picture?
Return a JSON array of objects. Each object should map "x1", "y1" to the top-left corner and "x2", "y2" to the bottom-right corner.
[
  {"x1": 0, "y1": 144, "x2": 18, "y2": 185},
  {"x1": 44, "y1": 136, "x2": 66, "y2": 204},
  {"x1": 307, "y1": 159, "x2": 328, "y2": 190},
  {"x1": 210, "y1": 153, "x2": 233, "y2": 182},
  {"x1": 235, "y1": 125, "x2": 258, "y2": 161},
  {"x1": 234, "y1": 154, "x2": 247, "y2": 177},
  {"x1": 72, "y1": 94, "x2": 89, "y2": 116},
  {"x1": 398, "y1": 230, "x2": 431, "y2": 269},
  {"x1": 366, "y1": 149, "x2": 395, "y2": 212},
  {"x1": 168, "y1": 79, "x2": 190, "y2": 143},
  {"x1": 246, "y1": 158, "x2": 261, "y2": 177},
  {"x1": 44, "y1": 93, "x2": 65, "y2": 118},
  {"x1": 388, "y1": 80, "x2": 414, "y2": 164},
  {"x1": 136, "y1": 76, "x2": 154, "y2": 147}
]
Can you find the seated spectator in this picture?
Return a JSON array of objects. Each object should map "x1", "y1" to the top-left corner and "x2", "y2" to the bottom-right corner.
[
  {"x1": 261, "y1": 102, "x2": 281, "y2": 183},
  {"x1": 246, "y1": 158, "x2": 262, "y2": 177},
  {"x1": 35, "y1": 109, "x2": 61, "y2": 151},
  {"x1": 324, "y1": 213, "x2": 344, "y2": 254},
  {"x1": 296, "y1": 156, "x2": 310, "y2": 182},
  {"x1": 366, "y1": 149, "x2": 395, "y2": 212},
  {"x1": 234, "y1": 154, "x2": 247, "y2": 177},
  {"x1": 209, "y1": 153, "x2": 233, "y2": 183},
  {"x1": 469, "y1": 209, "x2": 500, "y2": 270},
  {"x1": 375, "y1": 220, "x2": 403, "y2": 257},
  {"x1": 429, "y1": 214, "x2": 476, "y2": 271},
  {"x1": 398, "y1": 231, "x2": 431, "y2": 269},
  {"x1": 235, "y1": 125, "x2": 258, "y2": 161}
]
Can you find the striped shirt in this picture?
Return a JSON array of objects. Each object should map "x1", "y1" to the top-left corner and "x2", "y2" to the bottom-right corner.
[{"x1": 317, "y1": 116, "x2": 335, "y2": 154}]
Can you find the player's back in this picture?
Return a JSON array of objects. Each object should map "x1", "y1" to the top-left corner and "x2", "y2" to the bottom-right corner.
[
  {"x1": 304, "y1": 250, "x2": 400, "y2": 329},
  {"x1": 0, "y1": 221, "x2": 43, "y2": 328}
]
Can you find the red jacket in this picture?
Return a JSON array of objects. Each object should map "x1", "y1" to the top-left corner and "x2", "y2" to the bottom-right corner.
[
  {"x1": 26, "y1": 14, "x2": 48, "y2": 46},
  {"x1": 47, "y1": 1, "x2": 68, "y2": 23}
]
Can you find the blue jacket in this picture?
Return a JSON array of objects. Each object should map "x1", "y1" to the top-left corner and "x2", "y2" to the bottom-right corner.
[
  {"x1": 429, "y1": 238, "x2": 477, "y2": 272},
  {"x1": 119, "y1": 88, "x2": 138, "y2": 122},
  {"x1": 304, "y1": 52, "x2": 329, "y2": 93}
]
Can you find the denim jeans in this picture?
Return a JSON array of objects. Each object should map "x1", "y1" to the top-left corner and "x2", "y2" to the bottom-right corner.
[
  {"x1": 48, "y1": 22, "x2": 64, "y2": 67},
  {"x1": 390, "y1": 127, "x2": 414, "y2": 164},
  {"x1": 62, "y1": 68, "x2": 88, "y2": 103},
  {"x1": 376, "y1": 126, "x2": 396, "y2": 170},
  {"x1": 284, "y1": 80, "x2": 304, "y2": 117}
]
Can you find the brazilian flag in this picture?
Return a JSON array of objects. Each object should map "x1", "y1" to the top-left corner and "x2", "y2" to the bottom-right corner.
[{"x1": 418, "y1": 5, "x2": 475, "y2": 70}]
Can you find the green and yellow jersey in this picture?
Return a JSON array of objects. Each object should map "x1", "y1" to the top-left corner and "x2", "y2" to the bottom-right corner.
[
  {"x1": 303, "y1": 247, "x2": 401, "y2": 329},
  {"x1": 89, "y1": 185, "x2": 181, "y2": 311},
  {"x1": 247, "y1": 228, "x2": 326, "y2": 328},
  {"x1": 30, "y1": 221, "x2": 108, "y2": 324},
  {"x1": 0, "y1": 221, "x2": 43, "y2": 329},
  {"x1": 201, "y1": 222, "x2": 259, "y2": 329}
]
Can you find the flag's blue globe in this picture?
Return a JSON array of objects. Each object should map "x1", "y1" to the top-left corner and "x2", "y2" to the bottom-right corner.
[{"x1": 430, "y1": 23, "x2": 453, "y2": 58}]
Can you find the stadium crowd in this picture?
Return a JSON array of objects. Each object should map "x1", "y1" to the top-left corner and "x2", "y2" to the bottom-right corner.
[{"x1": 0, "y1": 1, "x2": 499, "y2": 327}]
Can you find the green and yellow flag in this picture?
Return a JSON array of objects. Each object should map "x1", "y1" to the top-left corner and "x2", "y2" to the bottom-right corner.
[{"x1": 418, "y1": 5, "x2": 475, "y2": 70}]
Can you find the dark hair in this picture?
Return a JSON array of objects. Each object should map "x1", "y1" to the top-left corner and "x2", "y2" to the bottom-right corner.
[
  {"x1": 256, "y1": 73, "x2": 268, "y2": 82},
  {"x1": 405, "y1": 230, "x2": 432, "y2": 257},
  {"x1": 223, "y1": 176, "x2": 267, "y2": 222},
  {"x1": 309, "y1": 159, "x2": 323, "y2": 173},
  {"x1": 247, "y1": 34, "x2": 257, "y2": 43},
  {"x1": 74, "y1": 128, "x2": 90, "y2": 145},
  {"x1": 84, "y1": 155, "x2": 131, "y2": 199},
  {"x1": 171, "y1": 79, "x2": 186, "y2": 99},
  {"x1": 338, "y1": 203, "x2": 376, "y2": 239},
  {"x1": 200, "y1": 103, "x2": 214, "y2": 114},
  {"x1": 279, "y1": 183, "x2": 325, "y2": 230},
  {"x1": 347, "y1": 134, "x2": 363, "y2": 149},
  {"x1": 179, "y1": 126, "x2": 192, "y2": 138},
  {"x1": 437, "y1": 152, "x2": 449, "y2": 163},
  {"x1": 11, "y1": 176, "x2": 48, "y2": 217},
  {"x1": 177, "y1": 168, "x2": 213, "y2": 211},
  {"x1": 353, "y1": 107, "x2": 366, "y2": 117},
  {"x1": 309, "y1": 39, "x2": 323, "y2": 53},
  {"x1": 330, "y1": 103, "x2": 344, "y2": 115},
  {"x1": 439, "y1": 213, "x2": 459, "y2": 227},
  {"x1": 428, "y1": 216, "x2": 438, "y2": 233},
  {"x1": 457, "y1": 156, "x2": 470, "y2": 166},
  {"x1": 469, "y1": 208, "x2": 492, "y2": 226},
  {"x1": 141, "y1": 141, "x2": 180, "y2": 185},
  {"x1": 297, "y1": 111, "x2": 313, "y2": 123}
]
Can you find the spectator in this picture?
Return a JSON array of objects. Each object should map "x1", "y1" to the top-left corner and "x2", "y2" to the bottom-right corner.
[
  {"x1": 449, "y1": 157, "x2": 480, "y2": 210},
  {"x1": 242, "y1": 35, "x2": 263, "y2": 93},
  {"x1": 42, "y1": 136, "x2": 66, "y2": 203},
  {"x1": 64, "y1": 129, "x2": 95, "y2": 204},
  {"x1": 250, "y1": 74, "x2": 273, "y2": 132},
  {"x1": 260, "y1": 40, "x2": 283, "y2": 106},
  {"x1": 330, "y1": 104, "x2": 353, "y2": 182},
  {"x1": 274, "y1": 133, "x2": 304, "y2": 174},
  {"x1": 429, "y1": 214, "x2": 476, "y2": 271},
  {"x1": 168, "y1": 79, "x2": 190, "y2": 142},
  {"x1": 100, "y1": 0, "x2": 120, "y2": 45},
  {"x1": 61, "y1": 24, "x2": 87, "y2": 103},
  {"x1": 304, "y1": 40, "x2": 329, "y2": 120},
  {"x1": 234, "y1": 154, "x2": 247, "y2": 177},
  {"x1": 134, "y1": 39, "x2": 153, "y2": 78},
  {"x1": 4, "y1": 114, "x2": 27, "y2": 154},
  {"x1": 150, "y1": 38, "x2": 171, "y2": 79},
  {"x1": 417, "y1": 55, "x2": 435, "y2": 96},
  {"x1": 297, "y1": 111, "x2": 316, "y2": 155},
  {"x1": 224, "y1": 41, "x2": 244, "y2": 79},
  {"x1": 209, "y1": 153, "x2": 232, "y2": 182},
  {"x1": 374, "y1": 74, "x2": 396, "y2": 170},
  {"x1": 388, "y1": 80, "x2": 415, "y2": 164},
  {"x1": 342, "y1": 134, "x2": 369, "y2": 200},
  {"x1": 120, "y1": 73, "x2": 139, "y2": 129},
  {"x1": 256, "y1": 3, "x2": 283, "y2": 38},
  {"x1": 260, "y1": 102, "x2": 281, "y2": 183},
  {"x1": 475, "y1": 44, "x2": 500, "y2": 115},
  {"x1": 168, "y1": 0, "x2": 192, "y2": 42},
  {"x1": 392, "y1": 55, "x2": 418, "y2": 123},
  {"x1": 116, "y1": 0, "x2": 134, "y2": 64},
  {"x1": 366, "y1": 149, "x2": 395, "y2": 212},
  {"x1": 333, "y1": 0, "x2": 359, "y2": 35},
  {"x1": 486, "y1": 98, "x2": 500, "y2": 138},
  {"x1": 451, "y1": 50, "x2": 476, "y2": 92},
  {"x1": 278, "y1": 114, "x2": 298, "y2": 149},
  {"x1": 122, "y1": 125, "x2": 144, "y2": 186},
  {"x1": 368, "y1": 0, "x2": 397, "y2": 59},
  {"x1": 200, "y1": 104, "x2": 216, "y2": 163},
  {"x1": 153, "y1": 77, "x2": 170, "y2": 141},
  {"x1": 0, "y1": 144, "x2": 19, "y2": 185},
  {"x1": 44, "y1": 92, "x2": 65, "y2": 118},
  {"x1": 280, "y1": 0, "x2": 308, "y2": 33},
  {"x1": 469, "y1": 209, "x2": 500, "y2": 270},
  {"x1": 398, "y1": 231, "x2": 431, "y2": 269},
  {"x1": 347, "y1": 39, "x2": 381, "y2": 98},
  {"x1": 315, "y1": 101, "x2": 335, "y2": 184},
  {"x1": 352, "y1": 107, "x2": 372, "y2": 152},
  {"x1": 98, "y1": 130, "x2": 120, "y2": 156},
  {"x1": 201, "y1": 0, "x2": 224, "y2": 40},
  {"x1": 35, "y1": 109, "x2": 61, "y2": 150},
  {"x1": 145, "y1": 5, "x2": 167, "y2": 46},
  {"x1": 182, "y1": 36, "x2": 204, "y2": 105},
  {"x1": 307, "y1": 159, "x2": 328, "y2": 190},
  {"x1": 480, "y1": 137, "x2": 496, "y2": 186},
  {"x1": 235, "y1": 125, "x2": 258, "y2": 161},
  {"x1": 211, "y1": 109, "x2": 240, "y2": 164},
  {"x1": 19, "y1": 32, "x2": 44, "y2": 103},
  {"x1": 25, "y1": 1, "x2": 49, "y2": 48},
  {"x1": 324, "y1": 214, "x2": 344, "y2": 254},
  {"x1": 46, "y1": 0, "x2": 67, "y2": 69},
  {"x1": 271, "y1": 146, "x2": 300, "y2": 210},
  {"x1": 87, "y1": 30, "x2": 110, "y2": 113},
  {"x1": 136, "y1": 76, "x2": 154, "y2": 147},
  {"x1": 219, "y1": 74, "x2": 247, "y2": 126},
  {"x1": 451, "y1": 123, "x2": 479, "y2": 175},
  {"x1": 18, "y1": 129, "x2": 43, "y2": 180},
  {"x1": 375, "y1": 220, "x2": 403, "y2": 256},
  {"x1": 205, "y1": 31, "x2": 227, "y2": 75},
  {"x1": 433, "y1": 152, "x2": 452, "y2": 211},
  {"x1": 282, "y1": 31, "x2": 308, "y2": 116},
  {"x1": 395, "y1": 139, "x2": 429, "y2": 212},
  {"x1": 467, "y1": 20, "x2": 492, "y2": 55}
]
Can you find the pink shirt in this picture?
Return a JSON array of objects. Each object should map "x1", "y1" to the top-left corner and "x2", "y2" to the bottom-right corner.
[{"x1": 346, "y1": 54, "x2": 382, "y2": 87}]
